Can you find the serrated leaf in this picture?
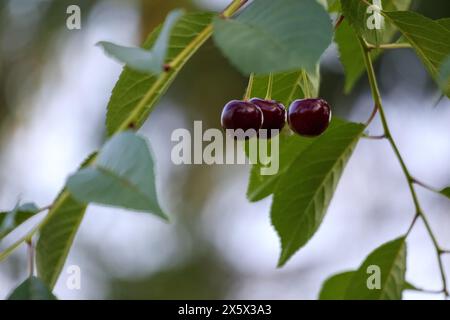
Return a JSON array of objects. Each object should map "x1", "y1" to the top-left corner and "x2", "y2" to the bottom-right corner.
[
  {"x1": 98, "y1": 10, "x2": 183, "y2": 74},
  {"x1": 271, "y1": 119, "x2": 365, "y2": 266},
  {"x1": 336, "y1": 0, "x2": 411, "y2": 93},
  {"x1": 440, "y1": 187, "x2": 450, "y2": 199},
  {"x1": 36, "y1": 153, "x2": 97, "y2": 288},
  {"x1": 0, "y1": 203, "x2": 40, "y2": 240},
  {"x1": 67, "y1": 132, "x2": 165, "y2": 218},
  {"x1": 106, "y1": 12, "x2": 214, "y2": 136},
  {"x1": 7, "y1": 277, "x2": 57, "y2": 300},
  {"x1": 319, "y1": 270, "x2": 354, "y2": 300},
  {"x1": 345, "y1": 237, "x2": 407, "y2": 300},
  {"x1": 245, "y1": 69, "x2": 320, "y2": 202},
  {"x1": 384, "y1": 11, "x2": 450, "y2": 98},
  {"x1": 213, "y1": 0, "x2": 332, "y2": 75}
]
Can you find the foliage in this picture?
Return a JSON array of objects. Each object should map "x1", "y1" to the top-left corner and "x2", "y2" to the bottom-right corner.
[{"x1": 2, "y1": 0, "x2": 449, "y2": 300}]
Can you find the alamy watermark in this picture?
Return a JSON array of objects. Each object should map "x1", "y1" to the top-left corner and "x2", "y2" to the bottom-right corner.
[
  {"x1": 171, "y1": 121, "x2": 280, "y2": 176},
  {"x1": 66, "y1": 5, "x2": 81, "y2": 30},
  {"x1": 366, "y1": 0, "x2": 384, "y2": 30},
  {"x1": 65, "y1": 265, "x2": 81, "y2": 290},
  {"x1": 366, "y1": 265, "x2": 381, "y2": 290}
]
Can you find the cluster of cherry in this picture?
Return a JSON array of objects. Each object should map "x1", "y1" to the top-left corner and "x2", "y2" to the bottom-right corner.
[{"x1": 221, "y1": 97, "x2": 332, "y2": 139}]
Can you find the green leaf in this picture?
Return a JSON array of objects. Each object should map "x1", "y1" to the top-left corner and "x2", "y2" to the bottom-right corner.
[
  {"x1": 106, "y1": 12, "x2": 214, "y2": 136},
  {"x1": 36, "y1": 153, "x2": 97, "y2": 288},
  {"x1": 67, "y1": 132, "x2": 166, "y2": 218},
  {"x1": 340, "y1": 0, "x2": 411, "y2": 46},
  {"x1": 336, "y1": 1, "x2": 411, "y2": 93},
  {"x1": 271, "y1": 119, "x2": 365, "y2": 266},
  {"x1": 247, "y1": 134, "x2": 316, "y2": 202},
  {"x1": 319, "y1": 271, "x2": 354, "y2": 300},
  {"x1": 0, "y1": 203, "x2": 40, "y2": 240},
  {"x1": 245, "y1": 69, "x2": 320, "y2": 202},
  {"x1": 440, "y1": 187, "x2": 450, "y2": 199},
  {"x1": 98, "y1": 10, "x2": 183, "y2": 74},
  {"x1": 384, "y1": 11, "x2": 450, "y2": 98},
  {"x1": 345, "y1": 237, "x2": 407, "y2": 300},
  {"x1": 335, "y1": 19, "x2": 377, "y2": 93},
  {"x1": 7, "y1": 277, "x2": 57, "y2": 300},
  {"x1": 36, "y1": 195, "x2": 87, "y2": 288},
  {"x1": 213, "y1": 0, "x2": 332, "y2": 75}
]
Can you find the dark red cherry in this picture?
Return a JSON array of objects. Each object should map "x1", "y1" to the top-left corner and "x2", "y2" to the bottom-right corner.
[
  {"x1": 221, "y1": 100, "x2": 263, "y2": 133},
  {"x1": 249, "y1": 98, "x2": 286, "y2": 137},
  {"x1": 288, "y1": 98, "x2": 331, "y2": 137}
]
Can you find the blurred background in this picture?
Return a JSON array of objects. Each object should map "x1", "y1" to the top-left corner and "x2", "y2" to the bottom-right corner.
[{"x1": 0, "y1": 0, "x2": 449, "y2": 300}]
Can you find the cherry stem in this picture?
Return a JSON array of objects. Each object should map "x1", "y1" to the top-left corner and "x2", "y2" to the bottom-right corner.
[
  {"x1": 265, "y1": 73, "x2": 274, "y2": 100},
  {"x1": 359, "y1": 35, "x2": 449, "y2": 298},
  {"x1": 244, "y1": 73, "x2": 254, "y2": 100},
  {"x1": 301, "y1": 70, "x2": 312, "y2": 98}
]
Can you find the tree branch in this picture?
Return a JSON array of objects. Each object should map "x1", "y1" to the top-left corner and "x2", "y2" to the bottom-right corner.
[{"x1": 358, "y1": 35, "x2": 449, "y2": 298}]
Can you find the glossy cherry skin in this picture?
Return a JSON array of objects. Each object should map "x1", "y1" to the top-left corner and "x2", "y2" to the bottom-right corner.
[
  {"x1": 288, "y1": 98, "x2": 331, "y2": 137},
  {"x1": 249, "y1": 98, "x2": 286, "y2": 137},
  {"x1": 221, "y1": 100, "x2": 263, "y2": 132}
]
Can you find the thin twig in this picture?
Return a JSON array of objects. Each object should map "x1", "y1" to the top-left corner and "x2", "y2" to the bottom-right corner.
[
  {"x1": 366, "y1": 43, "x2": 412, "y2": 50},
  {"x1": 362, "y1": 133, "x2": 386, "y2": 140},
  {"x1": 405, "y1": 214, "x2": 419, "y2": 236},
  {"x1": 365, "y1": 103, "x2": 379, "y2": 126},
  {"x1": 411, "y1": 177, "x2": 440, "y2": 193},
  {"x1": 334, "y1": 15, "x2": 345, "y2": 30},
  {"x1": 358, "y1": 35, "x2": 449, "y2": 298}
]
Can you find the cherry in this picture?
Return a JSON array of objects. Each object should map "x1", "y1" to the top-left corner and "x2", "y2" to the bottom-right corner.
[
  {"x1": 221, "y1": 100, "x2": 263, "y2": 134},
  {"x1": 288, "y1": 98, "x2": 331, "y2": 137},
  {"x1": 249, "y1": 98, "x2": 286, "y2": 137}
]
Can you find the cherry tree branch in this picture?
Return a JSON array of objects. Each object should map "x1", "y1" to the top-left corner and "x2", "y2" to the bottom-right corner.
[{"x1": 358, "y1": 36, "x2": 449, "y2": 298}]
